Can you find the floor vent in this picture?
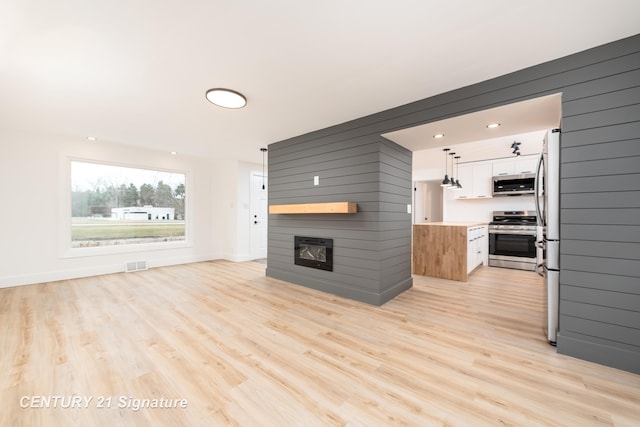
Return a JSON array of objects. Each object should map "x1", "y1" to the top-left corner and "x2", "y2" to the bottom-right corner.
[{"x1": 125, "y1": 261, "x2": 148, "y2": 273}]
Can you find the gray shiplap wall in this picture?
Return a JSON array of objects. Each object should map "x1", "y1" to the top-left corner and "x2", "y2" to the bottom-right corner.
[
  {"x1": 266, "y1": 135, "x2": 413, "y2": 305},
  {"x1": 267, "y1": 33, "x2": 640, "y2": 373},
  {"x1": 557, "y1": 49, "x2": 640, "y2": 373}
]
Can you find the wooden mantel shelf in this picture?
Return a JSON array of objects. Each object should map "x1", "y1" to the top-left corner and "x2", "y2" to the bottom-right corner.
[{"x1": 269, "y1": 202, "x2": 357, "y2": 214}]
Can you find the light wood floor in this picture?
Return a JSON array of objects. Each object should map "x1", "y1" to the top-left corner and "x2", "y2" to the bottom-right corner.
[{"x1": 1, "y1": 261, "x2": 639, "y2": 426}]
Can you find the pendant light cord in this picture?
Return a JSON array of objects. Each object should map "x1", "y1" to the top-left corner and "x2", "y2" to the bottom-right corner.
[{"x1": 441, "y1": 148, "x2": 451, "y2": 187}]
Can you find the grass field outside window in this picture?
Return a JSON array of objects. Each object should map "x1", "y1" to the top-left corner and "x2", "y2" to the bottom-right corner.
[{"x1": 70, "y1": 160, "x2": 186, "y2": 249}]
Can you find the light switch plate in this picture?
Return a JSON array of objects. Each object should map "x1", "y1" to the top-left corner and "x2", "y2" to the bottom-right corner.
[
  {"x1": 407, "y1": 204, "x2": 412, "y2": 214},
  {"x1": 314, "y1": 176, "x2": 319, "y2": 186}
]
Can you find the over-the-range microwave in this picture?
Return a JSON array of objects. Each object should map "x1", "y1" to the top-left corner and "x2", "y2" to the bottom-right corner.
[{"x1": 492, "y1": 173, "x2": 536, "y2": 196}]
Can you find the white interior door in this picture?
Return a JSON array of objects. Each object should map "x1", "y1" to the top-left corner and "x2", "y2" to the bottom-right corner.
[{"x1": 250, "y1": 172, "x2": 268, "y2": 260}]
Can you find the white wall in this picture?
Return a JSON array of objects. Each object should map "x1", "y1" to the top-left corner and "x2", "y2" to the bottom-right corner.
[
  {"x1": 443, "y1": 193, "x2": 537, "y2": 223},
  {"x1": 0, "y1": 129, "x2": 233, "y2": 288}
]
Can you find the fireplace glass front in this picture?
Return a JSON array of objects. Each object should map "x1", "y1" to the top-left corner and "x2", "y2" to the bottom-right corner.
[{"x1": 294, "y1": 236, "x2": 333, "y2": 271}]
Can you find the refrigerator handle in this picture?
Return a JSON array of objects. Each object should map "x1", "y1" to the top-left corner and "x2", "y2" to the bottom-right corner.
[{"x1": 534, "y1": 151, "x2": 544, "y2": 226}]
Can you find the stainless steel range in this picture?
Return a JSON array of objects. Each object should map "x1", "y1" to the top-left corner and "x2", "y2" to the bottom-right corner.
[{"x1": 488, "y1": 210, "x2": 539, "y2": 271}]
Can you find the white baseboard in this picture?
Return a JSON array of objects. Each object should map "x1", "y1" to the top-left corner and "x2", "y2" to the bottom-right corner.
[
  {"x1": 0, "y1": 253, "x2": 220, "y2": 289},
  {"x1": 224, "y1": 252, "x2": 254, "y2": 262}
]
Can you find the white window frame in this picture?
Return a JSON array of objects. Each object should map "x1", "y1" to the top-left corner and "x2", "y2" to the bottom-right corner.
[{"x1": 59, "y1": 156, "x2": 192, "y2": 258}]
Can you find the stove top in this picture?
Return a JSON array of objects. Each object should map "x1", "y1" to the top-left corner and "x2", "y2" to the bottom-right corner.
[
  {"x1": 489, "y1": 210, "x2": 538, "y2": 229},
  {"x1": 491, "y1": 218, "x2": 537, "y2": 225}
]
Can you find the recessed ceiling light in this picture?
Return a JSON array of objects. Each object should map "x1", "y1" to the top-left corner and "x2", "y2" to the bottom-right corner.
[
  {"x1": 170, "y1": 151, "x2": 177, "y2": 155},
  {"x1": 487, "y1": 123, "x2": 501, "y2": 129},
  {"x1": 205, "y1": 88, "x2": 247, "y2": 109},
  {"x1": 86, "y1": 136, "x2": 96, "y2": 141},
  {"x1": 433, "y1": 133, "x2": 445, "y2": 139}
]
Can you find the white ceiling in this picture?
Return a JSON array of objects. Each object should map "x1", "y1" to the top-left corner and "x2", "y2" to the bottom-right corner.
[
  {"x1": 384, "y1": 93, "x2": 562, "y2": 174},
  {"x1": 382, "y1": 94, "x2": 562, "y2": 152},
  {"x1": 1, "y1": 1, "x2": 639, "y2": 165}
]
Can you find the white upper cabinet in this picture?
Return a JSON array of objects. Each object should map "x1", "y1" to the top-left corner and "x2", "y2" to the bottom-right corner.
[
  {"x1": 515, "y1": 155, "x2": 539, "y2": 174},
  {"x1": 451, "y1": 164, "x2": 472, "y2": 199},
  {"x1": 454, "y1": 155, "x2": 540, "y2": 200},
  {"x1": 492, "y1": 154, "x2": 539, "y2": 176},
  {"x1": 492, "y1": 160, "x2": 514, "y2": 176},
  {"x1": 454, "y1": 162, "x2": 492, "y2": 199},
  {"x1": 472, "y1": 163, "x2": 493, "y2": 198}
]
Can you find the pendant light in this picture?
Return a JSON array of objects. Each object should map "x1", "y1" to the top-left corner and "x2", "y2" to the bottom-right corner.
[
  {"x1": 260, "y1": 148, "x2": 267, "y2": 190},
  {"x1": 440, "y1": 148, "x2": 451, "y2": 187},
  {"x1": 453, "y1": 156, "x2": 463, "y2": 190},
  {"x1": 447, "y1": 152, "x2": 456, "y2": 190}
]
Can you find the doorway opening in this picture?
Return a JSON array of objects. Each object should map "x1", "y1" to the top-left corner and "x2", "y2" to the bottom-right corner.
[{"x1": 412, "y1": 180, "x2": 443, "y2": 224}]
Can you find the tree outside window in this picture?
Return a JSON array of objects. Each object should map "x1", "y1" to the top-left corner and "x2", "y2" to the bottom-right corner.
[{"x1": 70, "y1": 161, "x2": 186, "y2": 248}]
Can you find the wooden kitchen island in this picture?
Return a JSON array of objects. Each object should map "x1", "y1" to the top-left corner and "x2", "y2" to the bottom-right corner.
[{"x1": 412, "y1": 222, "x2": 488, "y2": 282}]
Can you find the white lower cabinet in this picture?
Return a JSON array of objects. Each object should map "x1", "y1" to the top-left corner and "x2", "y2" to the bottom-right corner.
[{"x1": 467, "y1": 225, "x2": 487, "y2": 273}]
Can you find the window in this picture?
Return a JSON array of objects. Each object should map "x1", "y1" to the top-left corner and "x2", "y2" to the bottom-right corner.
[{"x1": 70, "y1": 160, "x2": 186, "y2": 249}]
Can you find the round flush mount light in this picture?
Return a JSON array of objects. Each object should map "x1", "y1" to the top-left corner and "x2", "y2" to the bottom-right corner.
[
  {"x1": 205, "y1": 88, "x2": 247, "y2": 109},
  {"x1": 433, "y1": 133, "x2": 445, "y2": 139},
  {"x1": 487, "y1": 123, "x2": 501, "y2": 129},
  {"x1": 86, "y1": 136, "x2": 96, "y2": 141}
]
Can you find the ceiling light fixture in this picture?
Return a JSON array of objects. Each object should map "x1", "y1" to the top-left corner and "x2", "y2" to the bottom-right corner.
[
  {"x1": 433, "y1": 133, "x2": 445, "y2": 139},
  {"x1": 170, "y1": 151, "x2": 177, "y2": 155},
  {"x1": 86, "y1": 136, "x2": 96, "y2": 141},
  {"x1": 205, "y1": 88, "x2": 247, "y2": 109},
  {"x1": 440, "y1": 148, "x2": 451, "y2": 187},
  {"x1": 487, "y1": 123, "x2": 501, "y2": 129},
  {"x1": 447, "y1": 152, "x2": 457, "y2": 190},
  {"x1": 453, "y1": 156, "x2": 463, "y2": 190}
]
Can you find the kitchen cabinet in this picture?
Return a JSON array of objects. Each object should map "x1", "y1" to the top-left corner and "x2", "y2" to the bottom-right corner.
[
  {"x1": 413, "y1": 222, "x2": 488, "y2": 281},
  {"x1": 467, "y1": 225, "x2": 488, "y2": 273},
  {"x1": 452, "y1": 164, "x2": 472, "y2": 198},
  {"x1": 492, "y1": 160, "x2": 514, "y2": 176},
  {"x1": 454, "y1": 162, "x2": 492, "y2": 199},
  {"x1": 516, "y1": 156, "x2": 539, "y2": 174},
  {"x1": 492, "y1": 155, "x2": 538, "y2": 176}
]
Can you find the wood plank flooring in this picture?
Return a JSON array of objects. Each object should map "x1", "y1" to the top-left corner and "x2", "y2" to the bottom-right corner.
[{"x1": 1, "y1": 261, "x2": 639, "y2": 426}]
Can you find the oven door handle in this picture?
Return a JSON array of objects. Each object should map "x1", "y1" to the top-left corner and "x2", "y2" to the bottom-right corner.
[
  {"x1": 488, "y1": 229, "x2": 537, "y2": 236},
  {"x1": 536, "y1": 263, "x2": 546, "y2": 277}
]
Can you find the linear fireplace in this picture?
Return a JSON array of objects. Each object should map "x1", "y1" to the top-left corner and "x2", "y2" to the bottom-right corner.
[{"x1": 294, "y1": 236, "x2": 333, "y2": 271}]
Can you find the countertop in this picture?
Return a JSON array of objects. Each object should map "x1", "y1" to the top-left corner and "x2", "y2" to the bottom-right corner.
[{"x1": 413, "y1": 222, "x2": 488, "y2": 227}]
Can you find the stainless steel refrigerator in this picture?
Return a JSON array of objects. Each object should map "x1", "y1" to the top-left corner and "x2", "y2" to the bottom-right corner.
[{"x1": 535, "y1": 128, "x2": 560, "y2": 345}]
